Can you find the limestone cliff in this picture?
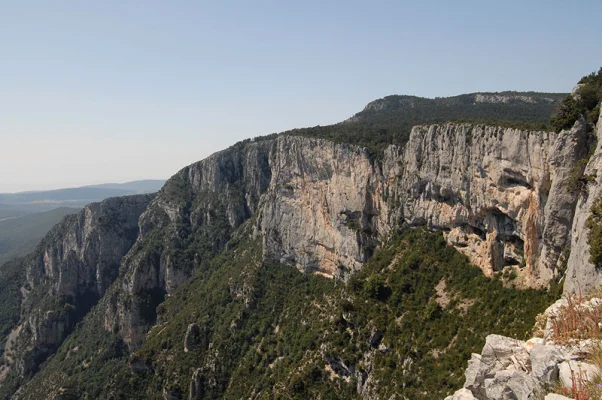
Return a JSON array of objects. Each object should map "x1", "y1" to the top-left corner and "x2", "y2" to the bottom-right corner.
[
  {"x1": 258, "y1": 136, "x2": 391, "y2": 277},
  {"x1": 564, "y1": 111, "x2": 602, "y2": 293},
  {"x1": 100, "y1": 122, "x2": 590, "y2": 352},
  {"x1": 104, "y1": 139, "x2": 273, "y2": 348},
  {"x1": 1, "y1": 194, "x2": 152, "y2": 378},
  {"x1": 103, "y1": 136, "x2": 392, "y2": 347},
  {"x1": 397, "y1": 122, "x2": 587, "y2": 285}
]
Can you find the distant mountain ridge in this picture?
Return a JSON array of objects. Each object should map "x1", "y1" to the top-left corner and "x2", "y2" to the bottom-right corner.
[
  {"x1": 0, "y1": 180, "x2": 166, "y2": 267},
  {"x1": 286, "y1": 91, "x2": 567, "y2": 156},
  {"x1": 356, "y1": 91, "x2": 565, "y2": 115},
  {"x1": 0, "y1": 179, "x2": 165, "y2": 212}
]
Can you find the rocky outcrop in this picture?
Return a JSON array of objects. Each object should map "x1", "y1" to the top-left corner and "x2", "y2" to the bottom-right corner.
[
  {"x1": 398, "y1": 123, "x2": 587, "y2": 284},
  {"x1": 564, "y1": 110, "x2": 602, "y2": 293},
  {"x1": 474, "y1": 94, "x2": 557, "y2": 104},
  {"x1": 184, "y1": 323, "x2": 202, "y2": 353},
  {"x1": 446, "y1": 334, "x2": 587, "y2": 400},
  {"x1": 104, "y1": 140, "x2": 274, "y2": 347},
  {"x1": 4, "y1": 194, "x2": 152, "y2": 376},
  {"x1": 447, "y1": 297, "x2": 602, "y2": 400},
  {"x1": 189, "y1": 368, "x2": 205, "y2": 399}
]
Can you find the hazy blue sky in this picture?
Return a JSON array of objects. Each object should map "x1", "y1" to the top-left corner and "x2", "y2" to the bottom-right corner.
[{"x1": 1, "y1": 1, "x2": 601, "y2": 192}]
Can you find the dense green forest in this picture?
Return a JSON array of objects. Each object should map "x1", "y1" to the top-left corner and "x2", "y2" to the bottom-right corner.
[
  {"x1": 551, "y1": 67, "x2": 602, "y2": 132},
  {"x1": 16, "y1": 227, "x2": 557, "y2": 399}
]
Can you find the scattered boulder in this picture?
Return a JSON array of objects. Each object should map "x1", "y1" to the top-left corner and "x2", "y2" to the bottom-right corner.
[
  {"x1": 366, "y1": 328, "x2": 383, "y2": 347},
  {"x1": 184, "y1": 323, "x2": 201, "y2": 353},
  {"x1": 544, "y1": 394, "x2": 571, "y2": 400},
  {"x1": 530, "y1": 344, "x2": 563, "y2": 384},
  {"x1": 189, "y1": 368, "x2": 204, "y2": 399},
  {"x1": 558, "y1": 360, "x2": 600, "y2": 389},
  {"x1": 444, "y1": 388, "x2": 477, "y2": 400}
]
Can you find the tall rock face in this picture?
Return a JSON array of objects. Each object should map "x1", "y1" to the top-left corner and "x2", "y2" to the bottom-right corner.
[
  {"x1": 104, "y1": 125, "x2": 590, "y2": 349},
  {"x1": 397, "y1": 123, "x2": 587, "y2": 285},
  {"x1": 26, "y1": 195, "x2": 153, "y2": 297},
  {"x1": 258, "y1": 136, "x2": 391, "y2": 277},
  {"x1": 564, "y1": 110, "x2": 602, "y2": 293},
  {"x1": 104, "y1": 139, "x2": 274, "y2": 348},
  {"x1": 4, "y1": 194, "x2": 152, "y2": 377}
]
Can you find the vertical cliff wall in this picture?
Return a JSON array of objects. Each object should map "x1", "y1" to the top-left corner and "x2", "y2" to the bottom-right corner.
[
  {"x1": 1, "y1": 194, "x2": 152, "y2": 379},
  {"x1": 564, "y1": 111, "x2": 602, "y2": 293},
  {"x1": 397, "y1": 122, "x2": 587, "y2": 286},
  {"x1": 104, "y1": 140, "x2": 274, "y2": 347},
  {"x1": 258, "y1": 136, "x2": 391, "y2": 277},
  {"x1": 103, "y1": 124, "x2": 590, "y2": 349}
]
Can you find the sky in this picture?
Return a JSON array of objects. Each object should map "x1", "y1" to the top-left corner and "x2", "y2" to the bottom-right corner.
[{"x1": 1, "y1": 1, "x2": 601, "y2": 192}]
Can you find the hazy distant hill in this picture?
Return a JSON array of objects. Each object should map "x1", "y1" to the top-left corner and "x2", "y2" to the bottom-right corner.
[
  {"x1": 0, "y1": 207, "x2": 80, "y2": 266},
  {"x1": 0, "y1": 179, "x2": 165, "y2": 212},
  {"x1": 86, "y1": 180, "x2": 168, "y2": 193}
]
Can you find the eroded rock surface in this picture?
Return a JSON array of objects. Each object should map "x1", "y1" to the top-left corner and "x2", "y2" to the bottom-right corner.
[
  {"x1": 564, "y1": 111, "x2": 602, "y2": 293},
  {"x1": 4, "y1": 194, "x2": 153, "y2": 377},
  {"x1": 398, "y1": 123, "x2": 587, "y2": 285}
]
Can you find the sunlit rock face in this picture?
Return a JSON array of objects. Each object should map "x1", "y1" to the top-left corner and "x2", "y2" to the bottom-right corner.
[
  {"x1": 564, "y1": 111, "x2": 602, "y2": 294},
  {"x1": 397, "y1": 123, "x2": 587, "y2": 286}
]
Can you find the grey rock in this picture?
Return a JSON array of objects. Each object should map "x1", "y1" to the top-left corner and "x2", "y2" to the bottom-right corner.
[
  {"x1": 463, "y1": 335, "x2": 534, "y2": 399},
  {"x1": 558, "y1": 360, "x2": 600, "y2": 389},
  {"x1": 530, "y1": 344, "x2": 564, "y2": 383},
  {"x1": 399, "y1": 123, "x2": 587, "y2": 284},
  {"x1": 184, "y1": 323, "x2": 201, "y2": 353},
  {"x1": 564, "y1": 110, "x2": 602, "y2": 293},
  {"x1": 464, "y1": 353, "x2": 486, "y2": 392},
  {"x1": 479, "y1": 335, "x2": 529, "y2": 373},
  {"x1": 445, "y1": 388, "x2": 478, "y2": 400},
  {"x1": 503, "y1": 371, "x2": 537, "y2": 399},
  {"x1": 544, "y1": 394, "x2": 572, "y2": 400},
  {"x1": 189, "y1": 368, "x2": 204, "y2": 399},
  {"x1": 480, "y1": 369, "x2": 537, "y2": 400},
  {"x1": 366, "y1": 328, "x2": 384, "y2": 347}
]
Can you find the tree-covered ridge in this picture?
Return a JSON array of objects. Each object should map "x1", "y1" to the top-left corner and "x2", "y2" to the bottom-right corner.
[
  {"x1": 277, "y1": 91, "x2": 564, "y2": 157},
  {"x1": 18, "y1": 226, "x2": 557, "y2": 399},
  {"x1": 551, "y1": 67, "x2": 602, "y2": 132}
]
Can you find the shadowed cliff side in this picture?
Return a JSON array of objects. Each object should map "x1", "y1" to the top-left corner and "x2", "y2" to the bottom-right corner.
[{"x1": 0, "y1": 194, "x2": 153, "y2": 394}]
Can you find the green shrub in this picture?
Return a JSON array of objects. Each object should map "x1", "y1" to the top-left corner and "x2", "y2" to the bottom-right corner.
[
  {"x1": 551, "y1": 67, "x2": 602, "y2": 132},
  {"x1": 588, "y1": 196, "x2": 602, "y2": 268}
]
